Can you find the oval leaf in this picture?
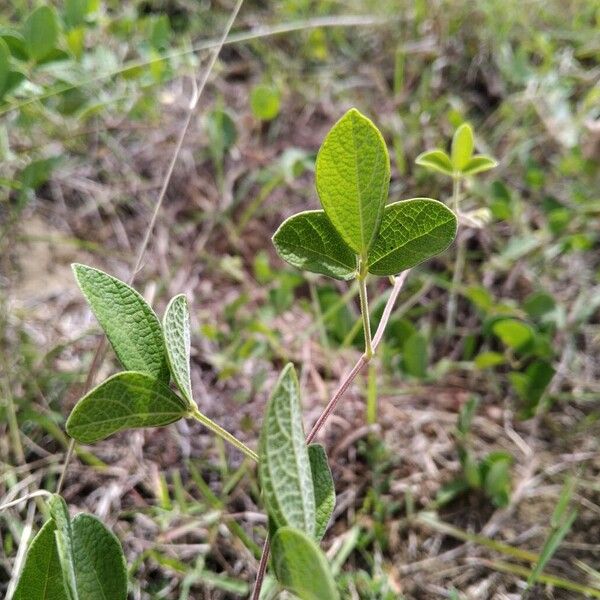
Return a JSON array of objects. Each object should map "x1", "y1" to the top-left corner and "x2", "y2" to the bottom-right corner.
[
  {"x1": 308, "y1": 444, "x2": 335, "y2": 541},
  {"x1": 23, "y1": 6, "x2": 59, "y2": 62},
  {"x1": 49, "y1": 495, "x2": 127, "y2": 600},
  {"x1": 451, "y1": 123, "x2": 474, "y2": 171},
  {"x1": 163, "y1": 294, "x2": 194, "y2": 406},
  {"x1": 13, "y1": 518, "x2": 68, "y2": 600},
  {"x1": 259, "y1": 364, "x2": 315, "y2": 536},
  {"x1": 316, "y1": 108, "x2": 390, "y2": 255},
  {"x1": 272, "y1": 210, "x2": 357, "y2": 280},
  {"x1": 462, "y1": 155, "x2": 498, "y2": 176},
  {"x1": 271, "y1": 526, "x2": 339, "y2": 600},
  {"x1": 66, "y1": 371, "x2": 189, "y2": 443},
  {"x1": 367, "y1": 198, "x2": 457, "y2": 276},
  {"x1": 250, "y1": 84, "x2": 280, "y2": 121},
  {"x1": 72, "y1": 264, "x2": 169, "y2": 381},
  {"x1": 0, "y1": 38, "x2": 10, "y2": 96},
  {"x1": 415, "y1": 149, "x2": 453, "y2": 176}
]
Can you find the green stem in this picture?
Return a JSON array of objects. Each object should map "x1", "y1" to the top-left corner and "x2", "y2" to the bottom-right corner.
[
  {"x1": 452, "y1": 174, "x2": 460, "y2": 214},
  {"x1": 366, "y1": 361, "x2": 378, "y2": 426},
  {"x1": 190, "y1": 408, "x2": 258, "y2": 463},
  {"x1": 358, "y1": 260, "x2": 373, "y2": 358}
]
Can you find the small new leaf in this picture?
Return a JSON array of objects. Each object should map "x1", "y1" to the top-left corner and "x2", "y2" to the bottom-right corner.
[
  {"x1": 451, "y1": 123, "x2": 474, "y2": 171},
  {"x1": 308, "y1": 444, "x2": 335, "y2": 541},
  {"x1": 271, "y1": 526, "x2": 339, "y2": 600},
  {"x1": 66, "y1": 371, "x2": 189, "y2": 443},
  {"x1": 163, "y1": 294, "x2": 194, "y2": 406},
  {"x1": 23, "y1": 6, "x2": 59, "y2": 62},
  {"x1": 367, "y1": 198, "x2": 458, "y2": 276},
  {"x1": 415, "y1": 149, "x2": 453, "y2": 176},
  {"x1": 259, "y1": 364, "x2": 315, "y2": 536},
  {"x1": 72, "y1": 264, "x2": 169, "y2": 381},
  {"x1": 272, "y1": 210, "x2": 357, "y2": 280},
  {"x1": 49, "y1": 495, "x2": 127, "y2": 600},
  {"x1": 316, "y1": 108, "x2": 390, "y2": 255},
  {"x1": 13, "y1": 518, "x2": 67, "y2": 600},
  {"x1": 461, "y1": 155, "x2": 498, "y2": 175}
]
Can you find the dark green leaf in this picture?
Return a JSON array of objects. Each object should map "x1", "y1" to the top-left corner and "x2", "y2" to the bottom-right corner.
[
  {"x1": 23, "y1": 6, "x2": 60, "y2": 62},
  {"x1": 271, "y1": 526, "x2": 339, "y2": 600},
  {"x1": 0, "y1": 38, "x2": 9, "y2": 96},
  {"x1": 308, "y1": 444, "x2": 335, "y2": 541},
  {"x1": 272, "y1": 210, "x2": 357, "y2": 280},
  {"x1": 259, "y1": 364, "x2": 315, "y2": 536},
  {"x1": 66, "y1": 371, "x2": 189, "y2": 443},
  {"x1": 72, "y1": 264, "x2": 169, "y2": 380},
  {"x1": 367, "y1": 198, "x2": 457, "y2": 276}
]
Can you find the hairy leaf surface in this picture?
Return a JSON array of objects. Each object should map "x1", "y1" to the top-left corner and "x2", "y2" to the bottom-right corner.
[
  {"x1": 316, "y1": 108, "x2": 390, "y2": 255},
  {"x1": 271, "y1": 526, "x2": 339, "y2": 600},
  {"x1": 13, "y1": 519, "x2": 67, "y2": 600},
  {"x1": 163, "y1": 294, "x2": 194, "y2": 406},
  {"x1": 272, "y1": 210, "x2": 357, "y2": 280},
  {"x1": 259, "y1": 364, "x2": 315, "y2": 536},
  {"x1": 66, "y1": 371, "x2": 189, "y2": 443},
  {"x1": 73, "y1": 264, "x2": 169, "y2": 380},
  {"x1": 308, "y1": 444, "x2": 335, "y2": 541},
  {"x1": 367, "y1": 198, "x2": 457, "y2": 276}
]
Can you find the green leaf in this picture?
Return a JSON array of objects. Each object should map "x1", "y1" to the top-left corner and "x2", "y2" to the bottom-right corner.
[
  {"x1": 492, "y1": 318, "x2": 533, "y2": 351},
  {"x1": 308, "y1": 444, "x2": 335, "y2": 541},
  {"x1": 72, "y1": 264, "x2": 169, "y2": 380},
  {"x1": 316, "y1": 108, "x2": 390, "y2": 255},
  {"x1": 451, "y1": 123, "x2": 474, "y2": 171},
  {"x1": 414, "y1": 149, "x2": 453, "y2": 176},
  {"x1": 64, "y1": 0, "x2": 89, "y2": 30},
  {"x1": 461, "y1": 155, "x2": 498, "y2": 175},
  {"x1": 271, "y1": 526, "x2": 339, "y2": 600},
  {"x1": 49, "y1": 495, "x2": 127, "y2": 600},
  {"x1": 0, "y1": 38, "x2": 9, "y2": 96},
  {"x1": 272, "y1": 210, "x2": 357, "y2": 280},
  {"x1": 250, "y1": 84, "x2": 280, "y2": 121},
  {"x1": 367, "y1": 198, "x2": 457, "y2": 276},
  {"x1": 23, "y1": 6, "x2": 60, "y2": 62},
  {"x1": 163, "y1": 294, "x2": 194, "y2": 406},
  {"x1": 259, "y1": 364, "x2": 315, "y2": 536},
  {"x1": 66, "y1": 371, "x2": 189, "y2": 443},
  {"x1": 403, "y1": 331, "x2": 428, "y2": 379},
  {"x1": 13, "y1": 519, "x2": 67, "y2": 600}
]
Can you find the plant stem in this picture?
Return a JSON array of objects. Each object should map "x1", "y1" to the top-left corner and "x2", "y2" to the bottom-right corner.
[
  {"x1": 357, "y1": 261, "x2": 373, "y2": 358},
  {"x1": 191, "y1": 408, "x2": 258, "y2": 463},
  {"x1": 452, "y1": 174, "x2": 460, "y2": 214},
  {"x1": 445, "y1": 175, "x2": 463, "y2": 336},
  {"x1": 366, "y1": 362, "x2": 378, "y2": 426},
  {"x1": 251, "y1": 270, "x2": 411, "y2": 598}
]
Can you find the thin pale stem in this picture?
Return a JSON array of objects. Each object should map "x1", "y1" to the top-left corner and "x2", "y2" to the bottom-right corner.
[
  {"x1": 0, "y1": 490, "x2": 53, "y2": 512},
  {"x1": 445, "y1": 176, "x2": 463, "y2": 336},
  {"x1": 55, "y1": 0, "x2": 245, "y2": 493},
  {"x1": 251, "y1": 270, "x2": 411, "y2": 598},
  {"x1": 357, "y1": 264, "x2": 373, "y2": 358},
  {"x1": 191, "y1": 408, "x2": 258, "y2": 463}
]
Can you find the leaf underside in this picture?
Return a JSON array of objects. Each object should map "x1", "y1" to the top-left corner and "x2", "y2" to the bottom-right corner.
[
  {"x1": 272, "y1": 210, "x2": 357, "y2": 280},
  {"x1": 367, "y1": 198, "x2": 458, "y2": 276},
  {"x1": 308, "y1": 444, "x2": 336, "y2": 541},
  {"x1": 163, "y1": 294, "x2": 194, "y2": 406},
  {"x1": 259, "y1": 364, "x2": 315, "y2": 536},
  {"x1": 316, "y1": 108, "x2": 390, "y2": 255},
  {"x1": 66, "y1": 371, "x2": 189, "y2": 443},
  {"x1": 271, "y1": 526, "x2": 339, "y2": 600},
  {"x1": 13, "y1": 519, "x2": 67, "y2": 600},
  {"x1": 72, "y1": 264, "x2": 169, "y2": 381}
]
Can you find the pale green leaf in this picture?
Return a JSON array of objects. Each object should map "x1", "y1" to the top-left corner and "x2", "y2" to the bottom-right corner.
[
  {"x1": 13, "y1": 519, "x2": 68, "y2": 600},
  {"x1": 415, "y1": 149, "x2": 453, "y2": 176},
  {"x1": 367, "y1": 198, "x2": 457, "y2": 276},
  {"x1": 316, "y1": 108, "x2": 390, "y2": 255},
  {"x1": 66, "y1": 371, "x2": 189, "y2": 443},
  {"x1": 49, "y1": 495, "x2": 127, "y2": 600},
  {"x1": 23, "y1": 6, "x2": 59, "y2": 62},
  {"x1": 271, "y1": 526, "x2": 339, "y2": 600},
  {"x1": 250, "y1": 84, "x2": 280, "y2": 121},
  {"x1": 451, "y1": 123, "x2": 474, "y2": 171},
  {"x1": 272, "y1": 210, "x2": 357, "y2": 280},
  {"x1": 163, "y1": 294, "x2": 194, "y2": 406},
  {"x1": 461, "y1": 155, "x2": 498, "y2": 175},
  {"x1": 308, "y1": 444, "x2": 335, "y2": 541},
  {"x1": 72, "y1": 264, "x2": 169, "y2": 381},
  {"x1": 492, "y1": 318, "x2": 533, "y2": 351},
  {"x1": 259, "y1": 364, "x2": 315, "y2": 536}
]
